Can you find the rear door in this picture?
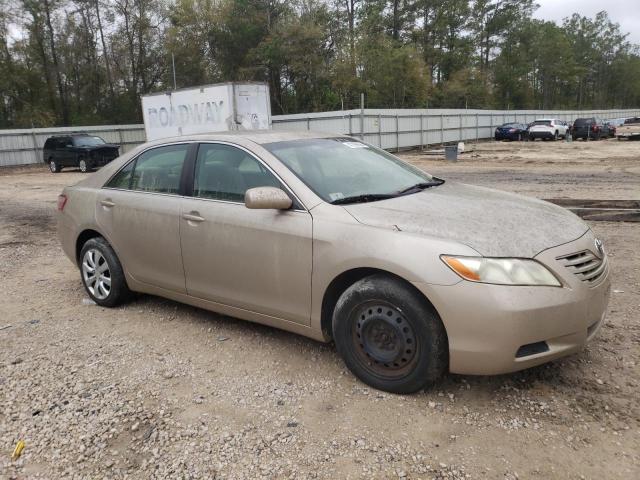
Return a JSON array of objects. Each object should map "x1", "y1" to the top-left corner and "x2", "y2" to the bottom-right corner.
[
  {"x1": 179, "y1": 142, "x2": 313, "y2": 325},
  {"x1": 95, "y1": 143, "x2": 193, "y2": 293}
]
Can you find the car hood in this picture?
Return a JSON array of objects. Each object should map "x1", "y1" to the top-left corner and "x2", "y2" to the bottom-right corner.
[{"x1": 342, "y1": 182, "x2": 589, "y2": 258}]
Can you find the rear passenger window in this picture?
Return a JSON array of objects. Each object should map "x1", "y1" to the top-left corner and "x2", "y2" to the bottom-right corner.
[
  {"x1": 106, "y1": 161, "x2": 135, "y2": 189},
  {"x1": 105, "y1": 144, "x2": 188, "y2": 194}
]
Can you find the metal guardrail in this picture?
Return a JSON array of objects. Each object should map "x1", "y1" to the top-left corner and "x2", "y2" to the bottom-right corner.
[{"x1": 1, "y1": 108, "x2": 639, "y2": 167}]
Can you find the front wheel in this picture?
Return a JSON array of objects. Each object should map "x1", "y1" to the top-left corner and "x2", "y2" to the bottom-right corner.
[
  {"x1": 78, "y1": 158, "x2": 92, "y2": 173},
  {"x1": 80, "y1": 237, "x2": 131, "y2": 307},
  {"x1": 332, "y1": 274, "x2": 448, "y2": 393}
]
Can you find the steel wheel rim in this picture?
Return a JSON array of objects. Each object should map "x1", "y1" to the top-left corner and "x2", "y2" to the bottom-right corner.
[
  {"x1": 352, "y1": 302, "x2": 418, "y2": 379},
  {"x1": 79, "y1": 159, "x2": 87, "y2": 172},
  {"x1": 82, "y1": 248, "x2": 111, "y2": 300}
]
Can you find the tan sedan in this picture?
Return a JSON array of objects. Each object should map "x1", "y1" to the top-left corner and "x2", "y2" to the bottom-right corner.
[{"x1": 57, "y1": 131, "x2": 611, "y2": 393}]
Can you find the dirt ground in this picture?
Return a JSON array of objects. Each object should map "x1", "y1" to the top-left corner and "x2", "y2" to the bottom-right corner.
[{"x1": 1, "y1": 138, "x2": 639, "y2": 479}]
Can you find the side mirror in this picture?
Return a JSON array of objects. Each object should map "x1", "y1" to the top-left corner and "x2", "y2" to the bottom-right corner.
[{"x1": 245, "y1": 187, "x2": 292, "y2": 210}]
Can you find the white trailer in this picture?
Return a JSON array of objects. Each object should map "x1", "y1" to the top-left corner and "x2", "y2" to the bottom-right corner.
[{"x1": 141, "y1": 82, "x2": 271, "y2": 141}]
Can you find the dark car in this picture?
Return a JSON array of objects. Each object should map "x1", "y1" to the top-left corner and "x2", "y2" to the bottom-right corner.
[
  {"x1": 603, "y1": 121, "x2": 617, "y2": 138},
  {"x1": 571, "y1": 118, "x2": 608, "y2": 140},
  {"x1": 494, "y1": 123, "x2": 528, "y2": 141},
  {"x1": 43, "y1": 134, "x2": 120, "y2": 173}
]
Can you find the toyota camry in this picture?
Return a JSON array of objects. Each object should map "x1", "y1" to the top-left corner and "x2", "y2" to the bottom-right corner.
[{"x1": 57, "y1": 131, "x2": 611, "y2": 393}]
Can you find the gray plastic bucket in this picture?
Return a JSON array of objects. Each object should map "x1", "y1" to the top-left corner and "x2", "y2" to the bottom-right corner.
[{"x1": 445, "y1": 145, "x2": 458, "y2": 161}]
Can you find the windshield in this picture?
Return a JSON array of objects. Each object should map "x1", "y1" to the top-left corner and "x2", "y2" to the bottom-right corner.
[
  {"x1": 532, "y1": 120, "x2": 551, "y2": 126},
  {"x1": 264, "y1": 138, "x2": 438, "y2": 203},
  {"x1": 501, "y1": 123, "x2": 519, "y2": 128},
  {"x1": 74, "y1": 136, "x2": 106, "y2": 147}
]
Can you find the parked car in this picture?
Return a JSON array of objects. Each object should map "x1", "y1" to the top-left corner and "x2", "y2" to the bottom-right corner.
[
  {"x1": 571, "y1": 117, "x2": 607, "y2": 140},
  {"x1": 494, "y1": 123, "x2": 528, "y2": 141},
  {"x1": 528, "y1": 119, "x2": 568, "y2": 141},
  {"x1": 616, "y1": 117, "x2": 640, "y2": 140},
  {"x1": 604, "y1": 118, "x2": 626, "y2": 128},
  {"x1": 57, "y1": 132, "x2": 610, "y2": 393},
  {"x1": 44, "y1": 134, "x2": 120, "y2": 173},
  {"x1": 603, "y1": 121, "x2": 617, "y2": 138}
]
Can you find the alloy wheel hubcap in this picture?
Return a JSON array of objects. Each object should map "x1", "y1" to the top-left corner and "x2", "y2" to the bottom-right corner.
[
  {"x1": 82, "y1": 249, "x2": 111, "y2": 299},
  {"x1": 353, "y1": 303, "x2": 417, "y2": 376},
  {"x1": 80, "y1": 160, "x2": 87, "y2": 172},
  {"x1": 50, "y1": 161, "x2": 56, "y2": 171}
]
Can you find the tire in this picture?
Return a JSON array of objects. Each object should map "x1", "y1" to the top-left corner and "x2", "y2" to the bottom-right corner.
[
  {"x1": 80, "y1": 237, "x2": 131, "y2": 307},
  {"x1": 332, "y1": 274, "x2": 448, "y2": 393},
  {"x1": 517, "y1": 133, "x2": 523, "y2": 141},
  {"x1": 49, "y1": 159, "x2": 61, "y2": 173},
  {"x1": 553, "y1": 131, "x2": 559, "y2": 141},
  {"x1": 78, "y1": 158, "x2": 92, "y2": 173}
]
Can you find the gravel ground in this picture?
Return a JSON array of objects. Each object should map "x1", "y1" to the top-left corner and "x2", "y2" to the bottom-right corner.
[{"x1": 1, "y1": 139, "x2": 639, "y2": 479}]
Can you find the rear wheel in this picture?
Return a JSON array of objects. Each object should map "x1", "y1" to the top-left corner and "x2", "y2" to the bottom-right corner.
[
  {"x1": 332, "y1": 274, "x2": 448, "y2": 393},
  {"x1": 49, "y1": 159, "x2": 60, "y2": 173},
  {"x1": 553, "y1": 130, "x2": 559, "y2": 141},
  {"x1": 80, "y1": 237, "x2": 131, "y2": 307}
]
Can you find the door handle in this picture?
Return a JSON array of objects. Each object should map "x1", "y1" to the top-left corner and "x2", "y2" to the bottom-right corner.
[
  {"x1": 100, "y1": 199, "x2": 115, "y2": 208},
  {"x1": 183, "y1": 212, "x2": 205, "y2": 223}
]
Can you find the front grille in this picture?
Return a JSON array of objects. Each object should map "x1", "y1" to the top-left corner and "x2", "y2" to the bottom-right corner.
[{"x1": 556, "y1": 250, "x2": 607, "y2": 285}]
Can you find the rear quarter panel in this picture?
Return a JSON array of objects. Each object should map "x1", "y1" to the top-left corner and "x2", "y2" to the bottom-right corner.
[{"x1": 57, "y1": 187, "x2": 100, "y2": 266}]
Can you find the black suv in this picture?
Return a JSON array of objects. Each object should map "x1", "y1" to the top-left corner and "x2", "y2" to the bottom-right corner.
[
  {"x1": 571, "y1": 117, "x2": 609, "y2": 140},
  {"x1": 43, "y1": 134, "x2": 120, "y2": 173}
]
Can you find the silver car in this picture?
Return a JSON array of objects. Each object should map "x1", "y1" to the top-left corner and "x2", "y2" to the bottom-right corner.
[{"x1": 57, "y1": 131, "x2": 611, "y2": 393}]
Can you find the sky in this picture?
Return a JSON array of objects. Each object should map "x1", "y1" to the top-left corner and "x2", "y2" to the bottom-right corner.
[{"x1": 533, "y1": 0, "x2": 640, "y2": 45}]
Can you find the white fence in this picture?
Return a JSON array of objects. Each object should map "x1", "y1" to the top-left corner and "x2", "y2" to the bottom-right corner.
[
  {"x1": 1, "y1": 108, "x2": 639, "y2": 167},
  {"x1": 271, "y1": 108, "x2": 640, "y2": 151},
  {"x1": 0, "y1": 124, "x2": 145, "y2": 167}
]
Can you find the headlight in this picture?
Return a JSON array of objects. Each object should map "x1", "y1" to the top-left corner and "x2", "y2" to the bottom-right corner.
[{"x1": 441, "y1": 256, "x2": 561, "y2": 286}]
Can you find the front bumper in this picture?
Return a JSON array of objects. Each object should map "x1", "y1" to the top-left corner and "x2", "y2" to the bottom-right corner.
[
  {"x1": 89, "y1": 156, "x2": 117, "y2": 167},
  {"x1": 413, "y1": 232, "x2": 611, "y2": 375}
]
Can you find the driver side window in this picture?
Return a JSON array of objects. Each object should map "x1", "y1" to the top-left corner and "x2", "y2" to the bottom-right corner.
[{"x1": 193, "y1": 143, "x2": 281, "y2": 202}]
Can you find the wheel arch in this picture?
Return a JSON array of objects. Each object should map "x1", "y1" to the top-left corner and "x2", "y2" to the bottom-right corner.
[
  {"x1": 320, "y1": 267, "x2": 444, "y2": 342},
  {"x1": 75, "y1": 229, "x2": 104, "y2": 266}
]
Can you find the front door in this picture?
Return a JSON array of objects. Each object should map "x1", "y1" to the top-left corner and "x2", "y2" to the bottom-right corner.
[
  {"x1": 95, "y1": 143, "x2": 191, "y2": 293},
  {"x1": 180, "y1": 142, "x2": 313, "y2": 325},
  {"x1": 58, "y1": 137, "x2": 74, "y2": 166}
]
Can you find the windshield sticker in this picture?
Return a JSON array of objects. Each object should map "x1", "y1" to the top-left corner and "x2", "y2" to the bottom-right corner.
[
  {"x1": 329, "y1": 192, "x2": 345, "y2": 201},
  {"x1": 342, "y1": 141, "x2": 368, "y2": 149}
]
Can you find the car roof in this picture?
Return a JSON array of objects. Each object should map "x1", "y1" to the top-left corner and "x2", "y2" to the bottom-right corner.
[
  {"x1": 145, "y1": 130, "x2": 341, "y2": 146},
  {"x1": 48, "y1": 133, "x2": 90, "y2": 138}
]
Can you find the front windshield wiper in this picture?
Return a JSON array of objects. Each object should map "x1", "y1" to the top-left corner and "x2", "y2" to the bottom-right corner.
[
  {"x1": 330, "y1": 193, "x2": 397, "y2": 205},
  {"x1": 396, "y1": 179, "x2": 445, "y2": 195}
]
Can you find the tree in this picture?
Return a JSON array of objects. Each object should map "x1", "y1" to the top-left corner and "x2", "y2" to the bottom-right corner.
[{"x1": 0, "y1": 0, "x2": 639, "y2": 128}]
